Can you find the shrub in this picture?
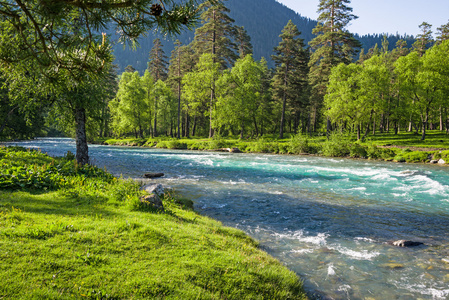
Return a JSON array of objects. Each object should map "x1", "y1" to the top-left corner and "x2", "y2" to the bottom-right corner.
[
  {"x1": 402, "y1": 151, "x2": 431, "y2": 163},
  {"x1": 393, "y1": 155, "x2": 406, "y2": 162},
  {"x1": 349, "y1": 143, "x2": 367, "y2": 158},
  {"x1": 288, "y1": 134, "x2": 309, "y2": 154},
  {"x1": 321, "y1": 132, "x2": 350, "y2": 157}
]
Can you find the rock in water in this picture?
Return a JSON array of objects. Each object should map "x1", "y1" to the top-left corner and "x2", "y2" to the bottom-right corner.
[
  {"x1": 142, "y1": 183, "x2": 164, "y2": 196},
  {"x1": 144, "y1": 172, "x2": 164, "y2": 178},
  {"x1": 389, "y1": 240, "x2": 424, "y2": 247},
  {"x1": 230, "y1": 147, "x2": 242, "y2": 153},
  {"x1": 140, "y1": 194, "x2": 164, "y2": 210}
]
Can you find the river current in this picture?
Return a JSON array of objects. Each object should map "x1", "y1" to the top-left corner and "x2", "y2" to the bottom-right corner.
[{"x1": 7, "y1": 138, "x2": 449, "y2": 299}]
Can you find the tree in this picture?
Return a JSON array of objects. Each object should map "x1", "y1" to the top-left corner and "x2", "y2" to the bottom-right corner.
[
  {"x1": 412, "y1": 22, "x2": 434, "y2": 56},
  {"x1": 308, "y1": 0, "x2": 361, "y2": 134},
  {"x1": 182, "y1": 53, "x2": 220, "y2": 137},
  {"x1": 0, "y1": 0, "x2": 204, "y2": 165},
  {"x1": 109, "y1": 72, "x2": 147, "y2": 138},
  {"x1": 235, "y1": 26, "x2": 253, "y2": 58},
  {"x1": 192, "y1": 0, "x2": 238, "y2": 69},
  {"x1": 148, "y1": 38, "x2": 168, "y2": 82},
  {"x1": 272, "y1": 20, "x2": 309, "y2": 139},
  {"x1": 436, "y1": 20, "x2": 449, "y2": 44},
  {"x1": 167, "y1": 41, "x2": 196, "y2": 138},
  {"x1": 215, "y1": 54, "x2": 262, "y2": 138}
]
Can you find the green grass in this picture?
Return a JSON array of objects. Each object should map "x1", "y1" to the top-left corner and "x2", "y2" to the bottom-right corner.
[
  {"x1": 98, "y1": 131, "x2": 449, "y2": 164},
  {"x1": 0, "y1": 146, "x2": 307, "y2": 299}
]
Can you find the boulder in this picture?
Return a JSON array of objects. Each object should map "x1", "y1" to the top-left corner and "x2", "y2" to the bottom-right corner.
[
  {"x1": 140, "y1": 194, "x2": 164, "y2": 210},
  {"x1": 438, "y1": 159, "x2": 446, "y2": 165},
  {"x1": 230, "y1": 147, "x2": 242, "y2": 153},
  {"x1": 389, "y1": 240, "x2": 424, "y2": 247},
  {"x1": 142, "y1": 183, "x2": 164, "y2": 196},
  {"x1": 380, "y1": 263, "x2": 404, "y2": 269},
  {"x1": 430, "y1": 160, "x2": 438, "y2": 164},
  {"x1": 144, "y1": 172, "x2": 164, "y2": 178}
]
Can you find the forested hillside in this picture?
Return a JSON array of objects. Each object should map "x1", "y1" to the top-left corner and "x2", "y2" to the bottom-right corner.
[{"x1": 112, "y1": 0, "x2": 415, "y2": 73}]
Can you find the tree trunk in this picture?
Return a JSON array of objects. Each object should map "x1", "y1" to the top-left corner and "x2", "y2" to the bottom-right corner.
[
  {"x1": 357, "y1": 124, "x2": 361, "y2": 141},
  {"x1": 75, "y1": 106, "x2": 89, "y2": 165},
  {"x1": 0, "y1": 105, "x2": 19, "y2": 136},
  {"x1": 153, "y1": 96, "x2": 158, "y2": 137}
]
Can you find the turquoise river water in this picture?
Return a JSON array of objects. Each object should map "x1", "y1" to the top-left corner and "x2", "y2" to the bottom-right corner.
[{"x1": 7, "y1": 138, "x2": 449, "y2": 300}]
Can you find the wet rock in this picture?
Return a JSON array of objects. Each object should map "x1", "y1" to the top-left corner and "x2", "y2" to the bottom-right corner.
[
  {"x1": 142, "y1": 183, "x2": 164, "y2": 196},
  {"x1": 430, "y1": 160, "x2": 438, "y2": 164},
  {"x1": 140, "y1": 194, "x2": 164, "y2": 210},
  {"x1": 381, "y1": 263, "x2": 405, "y2": 269},
  {"x1": 144, "y1": 172, "x2": 164, "y2": 178},
  {"x1": 442, "y1": 258, "x2": 449, "y2": 264},
  {"x1": 230, "y1": 147, "x2": 242, "y2": 153},
  {"x1": 444, "y1": 274, "x2": 449, "y2": 282},
  {"x1": 438, "y1": 159, "x2": 446, "y2": 165},
  {"x1": 389, "y1": 240, "x2": 424, "y2": 247}
]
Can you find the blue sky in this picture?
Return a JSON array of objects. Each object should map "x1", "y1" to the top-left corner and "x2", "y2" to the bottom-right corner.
[{"x1": 276, "y1": 0, "x2": 449, "y2": 37}]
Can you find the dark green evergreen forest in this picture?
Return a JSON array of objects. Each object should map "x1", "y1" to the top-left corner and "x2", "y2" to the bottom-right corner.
[{"x1": 112, "y1": 0, "x2": 415, "y2": 73}]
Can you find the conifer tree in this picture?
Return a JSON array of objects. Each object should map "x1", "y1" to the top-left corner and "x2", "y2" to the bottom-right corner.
[
  {"x1": 412, "y1": 22, "x2": 433, "y2": 56},
  {"x1": 436, "y1": 20, "x2": 449, "y2": 44},
  {"x1": 192, "y1": 0, "x2": 238, "y2": 69},
  {"x1": 235, "y1": 26, "x2": 253, "y2": 58},
  {"x1": 168, "y1": 41, "x2": 196, "y2": 138},
  {"x1": 308, "y1": 0, "x2": 360, "y2": 133},
  {"x1": 148, "y1": 38, "x2": 168, "y2": 81},
  {"x1": 272, "y1": 20, "x2": 309, "y2": 139}
]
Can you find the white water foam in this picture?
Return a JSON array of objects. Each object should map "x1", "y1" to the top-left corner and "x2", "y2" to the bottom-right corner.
[
  {"x1": 331, "y1": 246, "x2": 380, "y2": 260},
  {"x1": 392, "y1": 281, "x2": 449, "y2": 299},
  {"x1": 273, "y1": 230, "x2": 328, "y2": 246}
]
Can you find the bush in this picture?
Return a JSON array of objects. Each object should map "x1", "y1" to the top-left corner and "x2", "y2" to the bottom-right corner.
[
  {"x1": 349, "y1": 143, "x2": 367, "y2": 158},
  {"x1": 402, "y1": 151, "x2": 431, "y2": 163},
  {"x1": 393, "y1": 155, "x2": 406, "y2": 162},
  {"x1": 288, "y1": 134, "x2": 309, "y2": 154},
  {"x1": 321, "y1": 133, "x2": 350, "y2": 157}
]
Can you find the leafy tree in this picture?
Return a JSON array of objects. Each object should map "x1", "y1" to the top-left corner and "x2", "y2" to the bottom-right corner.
[
  {"x1": 109, "y1": 72, "x2": 147, "y2": 138},
  {"x1": 272, "y1": 20, "x2": 309, "y2": 139},
  {"x1": 215, "y1": 54, "x2": 262, "y2": 138},
  {"x1": 148, "y1": 38, "x2": 168, "y2": 82},
  {"x1": 142, "y1": 70, "x2": 155, "y2": 136},
  {"x1": 308, "y1": 0, "x2": 361, "y2": 133},
  {"x1": 182, "y1": 53, "x2": 221, "y2": 137},
  {"x1": 0, "y1": 0, "x2": 202, "y2": 164}
]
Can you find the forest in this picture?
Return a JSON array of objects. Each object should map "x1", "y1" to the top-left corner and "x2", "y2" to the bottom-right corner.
[{"x1": 1, "y1": 0, "x2": 449, "y2": 164}]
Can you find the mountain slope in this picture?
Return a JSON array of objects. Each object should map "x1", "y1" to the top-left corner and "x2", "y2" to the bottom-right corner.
[{"x1": 111, "y1": 0, "x2": 414, "y2": 73}]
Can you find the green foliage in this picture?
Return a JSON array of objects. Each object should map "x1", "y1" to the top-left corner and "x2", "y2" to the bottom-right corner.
[
  {"x1": 349, "y1": 143, "x2": 368, "y2": 158},
  {"x1": 288, "y1": 134, "x2": 310, "y2": 154},
  {"x1": 321, "y1": 133, "x2": 351, "y2": 157}
]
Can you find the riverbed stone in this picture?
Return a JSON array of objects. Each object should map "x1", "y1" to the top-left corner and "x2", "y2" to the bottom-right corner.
[
  {"x1": 442, "y1": 258, "x2": 449, "y2": 264},
  {"x1": 389, "y1": 240, "x2": 424, "y2": 247},
  {"x1": 438, "y1": 159, "x2": 446, "y2": 164},
  {"x1": 140, "y1": 194, "x2": 164, "y2": 210},
  {"x1": 142, "y1": 183, "x2": 164, "y2": 196},
  {"x1": 230, "y1": 147, "x2": 242, "y2": 153},
  {"x1": 144, "y1": 172, "x2": 164, "y2": 178},
  {"x1": 430, "y1": 160, "x2": 438, "y2": 164},
  {"x1": 381, "y1": 263, "x2": 405, "y2": 269}
]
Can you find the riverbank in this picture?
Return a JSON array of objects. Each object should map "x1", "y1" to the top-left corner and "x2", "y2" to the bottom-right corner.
[
  {"x1": 0, "y1": 146, "x2": 308, "y2": 299},
  {"x1": 97, "y1": 131, "x2": 449, "y2": 165}
]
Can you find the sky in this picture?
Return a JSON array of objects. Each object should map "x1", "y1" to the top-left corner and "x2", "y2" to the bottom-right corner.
[{"x1": 276, "y1": 0, "x2": 449, "y2": 37}]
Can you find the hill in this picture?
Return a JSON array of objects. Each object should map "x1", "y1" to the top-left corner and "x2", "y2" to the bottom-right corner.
[{"x1": 111, "y1": 0, "x2": 415, "y2": 73}]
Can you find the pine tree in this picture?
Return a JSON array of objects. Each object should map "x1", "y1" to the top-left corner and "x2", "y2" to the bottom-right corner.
[
  {"x1": 148, "y1": 38, "x2": 168, "y2": 81},
  {"x1": 436, "y1": 20, "x2": 449, "y2": 44},
  {"x1": 192, "y1": 0, "x2": 238, "y2": 69},
  {"x1": 272, "y1": 20, "x2": 309, "y2": 139},
  {"x1": 235, "y1": 26, "x2": 253, "y2": 58},
  {"x1": 412, "y1": 22, "x2": 433, "y2": 56},
  {"x1": 167, "y1": 41, "x2": 196, "y2": 138},
  {"x1": 308, "y1": 0, "x2": 361, "y2": 134}
]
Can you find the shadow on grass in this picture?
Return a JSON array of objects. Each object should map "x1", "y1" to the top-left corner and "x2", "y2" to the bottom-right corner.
[{"x1": 0, "y1": 190, "x2": 117, "y2": 218}]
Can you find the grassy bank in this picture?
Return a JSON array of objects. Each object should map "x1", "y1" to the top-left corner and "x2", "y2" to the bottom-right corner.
[
  {"x1": 98, "y1": 131, "x2": 449, "y2": 164},
  {"x1": 0, "y1": 146, "x2": 307, "y2": 299}
]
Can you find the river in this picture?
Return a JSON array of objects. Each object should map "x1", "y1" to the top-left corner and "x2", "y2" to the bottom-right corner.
[{"x1": 6, "y1": 138, "x2": 449, "y2": 299}]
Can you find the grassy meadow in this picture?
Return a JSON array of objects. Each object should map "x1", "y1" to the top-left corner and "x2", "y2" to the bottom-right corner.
[{"x1": 0, "y1": 146, "x2": 307, "y2": 299}]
